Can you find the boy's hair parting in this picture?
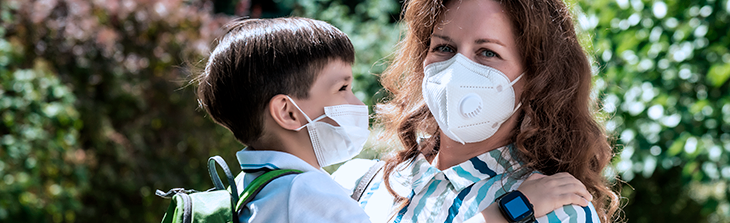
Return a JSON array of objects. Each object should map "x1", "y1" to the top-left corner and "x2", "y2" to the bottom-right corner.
[{"x1": 196, "y1": 17, "x2": 355, "y2": 146}]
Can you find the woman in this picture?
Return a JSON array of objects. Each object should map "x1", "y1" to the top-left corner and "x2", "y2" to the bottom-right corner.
[{"x1": 334, "y1": 0, "x2": 619, "y2": 222}]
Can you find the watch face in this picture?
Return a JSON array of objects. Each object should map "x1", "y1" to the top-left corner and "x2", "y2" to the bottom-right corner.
[
  {"x1": 500, "y1": 191, "x2": 534, "y2": 221},
  {"x1": 505, "y1": 197, "x2": 530, "y2": 219}
]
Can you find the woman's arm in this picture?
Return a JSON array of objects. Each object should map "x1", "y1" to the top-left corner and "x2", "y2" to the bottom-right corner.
[
  {"x1": 465, "y1": 172, "x2": 593, "y2": 223},
  {"x1": 519, "y1": 173, "x2": 593, "y2": 217}
]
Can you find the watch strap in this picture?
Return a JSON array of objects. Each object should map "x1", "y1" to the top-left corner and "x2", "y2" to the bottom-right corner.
[{"x1": 495, "y1": 191, "x2": 536, "y2": 223}]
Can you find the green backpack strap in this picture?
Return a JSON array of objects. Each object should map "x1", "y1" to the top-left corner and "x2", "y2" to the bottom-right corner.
[
  {"x1": 208, "y1": 156, "x2": 239, "y2": 208},
  {"x1": 157, "y1": 155, "x2": 242, "y2": 223},
  {"x1": 234, "y1": 169, "x2": 303, "y2": 213}
]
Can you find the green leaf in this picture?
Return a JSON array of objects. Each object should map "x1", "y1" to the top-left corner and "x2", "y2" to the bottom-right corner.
[
  {"x1": 690, "y1": 100, "x2": 709, "y2": 114},
  {"x1": 683, "y1": 161, "x2": 699, "y2": 176},
  {"x1": 707, "y1": 63, "x2": 730, "y2": 88},
  {"x1": 667, "y1": 134, "x2": 689, "y2": 156},
  {"x1": 615, "y1": 30, "x2": 640, "y2": 54}
]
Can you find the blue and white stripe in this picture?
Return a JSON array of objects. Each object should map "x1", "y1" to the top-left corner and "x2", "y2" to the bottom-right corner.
[{"x1": 341, "y1": 144, "x2": 601, "y2": 223}]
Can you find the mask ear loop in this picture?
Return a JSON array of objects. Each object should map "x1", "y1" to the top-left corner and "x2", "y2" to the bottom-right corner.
[
  {"x1": 285, "y1": 95, "x2": 320, "y2": 131},
  {"x1": 449, "y1": 129, "x2": 467, "y2": 145},
  {"x1": 509, "y1": 73, "x2": 525, "y2": 113},
  {"x1": 509, "y1": 73, "x2": 524, "y2": 86}
]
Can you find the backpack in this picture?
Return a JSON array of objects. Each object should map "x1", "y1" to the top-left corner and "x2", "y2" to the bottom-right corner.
[
  {"x1": 156, "y1": 156, "x2": 384, "y2": 223},
  {"x1": 155, "y1": 156, "x2": 301, "y2": 223}
]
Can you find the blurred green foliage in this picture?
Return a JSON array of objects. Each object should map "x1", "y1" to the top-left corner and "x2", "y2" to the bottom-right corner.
[
  {"x1": 2, "y1": 0, "x2": 729, "y2": 222},
  {"x1": 575, "y1": 0, "x2": 730, "y2": 222},
  {"x1": 0, "y1": 41, "x2": 85, "y2": 222},
  {"x1": 1, "y1": 0, "x2": 241, "y2": 222},
  {"x1": 0, "y1": 0, "x2": 400, "y2": 222}
]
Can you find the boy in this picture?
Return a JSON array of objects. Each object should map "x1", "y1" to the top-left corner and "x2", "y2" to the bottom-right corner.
[{"x1": 195, "y1": 17, "x2": 371, "y2": 222}]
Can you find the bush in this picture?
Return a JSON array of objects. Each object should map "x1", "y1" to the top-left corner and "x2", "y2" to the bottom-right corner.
[
  {"x1": 1, "y1": 0, "x2": 239, "y2": 222},
  {"x1": 576, "y1": 0, "x2": 730, "y2": 222}
]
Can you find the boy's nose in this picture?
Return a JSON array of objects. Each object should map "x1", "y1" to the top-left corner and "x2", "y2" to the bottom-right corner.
[{"x1": 347, "y1": 93, "x2": 366, "y2": 105}]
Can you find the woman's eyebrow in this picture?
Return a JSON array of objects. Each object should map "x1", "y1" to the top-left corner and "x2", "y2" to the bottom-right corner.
[
  {"x1": 432, "y1": 34, "x2": 453, "y2": 42},
  {"x1": 433, "y1": 34, "x2": 504, "y2": 47},
  {"x1": 475, "y1": 38, "x2": 505, "y2": 47}
]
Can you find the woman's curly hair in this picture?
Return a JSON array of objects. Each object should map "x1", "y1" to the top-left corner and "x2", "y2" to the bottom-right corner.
[{"x1": 376, "y1": 0, "x2": 620, "y2": 222}]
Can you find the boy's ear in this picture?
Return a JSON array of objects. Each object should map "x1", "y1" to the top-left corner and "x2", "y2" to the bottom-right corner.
[{"x1": 268, "y1": 95, "x2": 304, "y2": 131}]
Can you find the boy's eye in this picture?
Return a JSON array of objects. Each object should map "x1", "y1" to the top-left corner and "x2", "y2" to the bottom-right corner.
[{"x1": 339, "y1": 85, "x2": 348, "y2": 91}]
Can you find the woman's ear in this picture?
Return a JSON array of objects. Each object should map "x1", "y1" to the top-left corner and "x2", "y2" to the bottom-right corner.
[{"x1": 268, "y1": 94, "x2": 305, "y2": 131}]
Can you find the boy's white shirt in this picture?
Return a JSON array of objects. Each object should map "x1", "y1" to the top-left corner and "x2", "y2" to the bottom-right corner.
[{"x1": 236, "y1": 148, "x2": 371, "y2": 223}]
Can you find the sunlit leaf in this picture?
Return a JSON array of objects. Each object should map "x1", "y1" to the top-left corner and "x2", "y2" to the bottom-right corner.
[{"x1": 707, "y1": 63, "x2": 730, "y2": 88}]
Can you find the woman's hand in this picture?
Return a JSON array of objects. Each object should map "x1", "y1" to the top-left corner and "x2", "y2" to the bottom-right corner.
[{"x1": 518, "y1": 172, "x2": 593, "y2": 218}]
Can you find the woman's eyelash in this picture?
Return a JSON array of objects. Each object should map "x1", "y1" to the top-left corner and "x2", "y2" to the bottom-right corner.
[
  {"x1": 339, "y1": 85, "x2": 348, "y2": 91},
  {"x1": 430, "y1": 44, "x2": 501, "y2": 59},
  {"x1": 432, "y1": 44, "x2": 454, "y2": 53},
  {"x1": 480, "y1": 49, "x2": 501, "y2": 59}
]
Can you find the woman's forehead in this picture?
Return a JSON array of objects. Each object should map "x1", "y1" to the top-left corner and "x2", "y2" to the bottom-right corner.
[{"x1": 434, "y1": 0, "x2": 515, "y2": 45}]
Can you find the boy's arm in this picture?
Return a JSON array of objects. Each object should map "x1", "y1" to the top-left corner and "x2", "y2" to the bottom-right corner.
[{"x1": 466, "y1": 173, "x2": 593, "y2": 223}]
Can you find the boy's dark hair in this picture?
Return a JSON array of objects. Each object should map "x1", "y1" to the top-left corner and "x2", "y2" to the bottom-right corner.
[{"x1": 196, "y1": 17, "x2": 355, "y2": 145}]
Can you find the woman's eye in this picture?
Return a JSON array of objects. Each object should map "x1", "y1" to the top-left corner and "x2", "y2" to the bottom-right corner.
[
  {"x1": 433, "y1": 45, "x2": 455, "y2": 53},
  {"x1": 480, "y1": 50, "x2": 498, "y2": 58},
  {"x1": 339, "y1": 85, "x2": 348, "y2": 91}
]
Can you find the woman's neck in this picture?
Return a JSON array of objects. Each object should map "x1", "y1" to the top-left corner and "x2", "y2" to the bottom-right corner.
[
  {"x1": 432, "y1": 133, "x2": 508, "y2": 170},
  {"x1": 431, "y1": 114, "x2": 520, "y2": 170}
]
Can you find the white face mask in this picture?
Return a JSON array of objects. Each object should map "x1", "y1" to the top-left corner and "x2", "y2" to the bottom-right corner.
[
  {"x1": 286, "y1": 96, "x2": 370, "y2": 167},
  {"x1": 422, "y1": 53, "x2": 522, "y2": 144}
]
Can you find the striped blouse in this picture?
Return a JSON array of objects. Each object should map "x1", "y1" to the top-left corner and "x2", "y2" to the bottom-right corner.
[{"x1": 332, "y1": 145, "x2": 600, "y2": 223}]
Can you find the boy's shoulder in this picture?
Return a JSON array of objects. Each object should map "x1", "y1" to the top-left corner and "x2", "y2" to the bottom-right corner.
[
  {"x1": 238, "y1": 166, "x2": 369, "y2": 223},
  {"x1": 331, "y1": 158, "x2": 381, "y2": 193},
  {"x1": 235, "y1": 148, "x2": 355, "y2": 198},
  {"x1": 286, "y1": 171, "x2": 370, "y2": 222},
  {"x1": 241, "y1": 169, "x2": 341, "y2": 200},
  {"x1": 240, "y1": 164, "x2": 350, "y2": 201},
  {"x1": 236, "y1": 149, "x2": 318, "y2": 172}
]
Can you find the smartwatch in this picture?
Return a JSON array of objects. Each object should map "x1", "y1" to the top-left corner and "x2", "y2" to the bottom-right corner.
[{"x1": 495, "y1": 190, "x2": 536, "y2": 223}]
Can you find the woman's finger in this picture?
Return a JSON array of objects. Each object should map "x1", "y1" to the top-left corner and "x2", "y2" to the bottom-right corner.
[
  {"x1": 557, "y1": 182, "x2": 593, "y2": 202},
  {"x1": 551, "y1": 176, "x2": 588, "y2": 191},
  {"x1": 562, "y1": 193, "x2": 590, "y2": 207},
  {"x1": 526, "y1": 173, "x2": 546, "y2": 181}
]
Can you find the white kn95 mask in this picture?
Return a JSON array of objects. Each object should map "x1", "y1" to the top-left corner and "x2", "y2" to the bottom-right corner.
[{"x1": 422, "y1": 53, "x2": 522, "y2": 144}]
